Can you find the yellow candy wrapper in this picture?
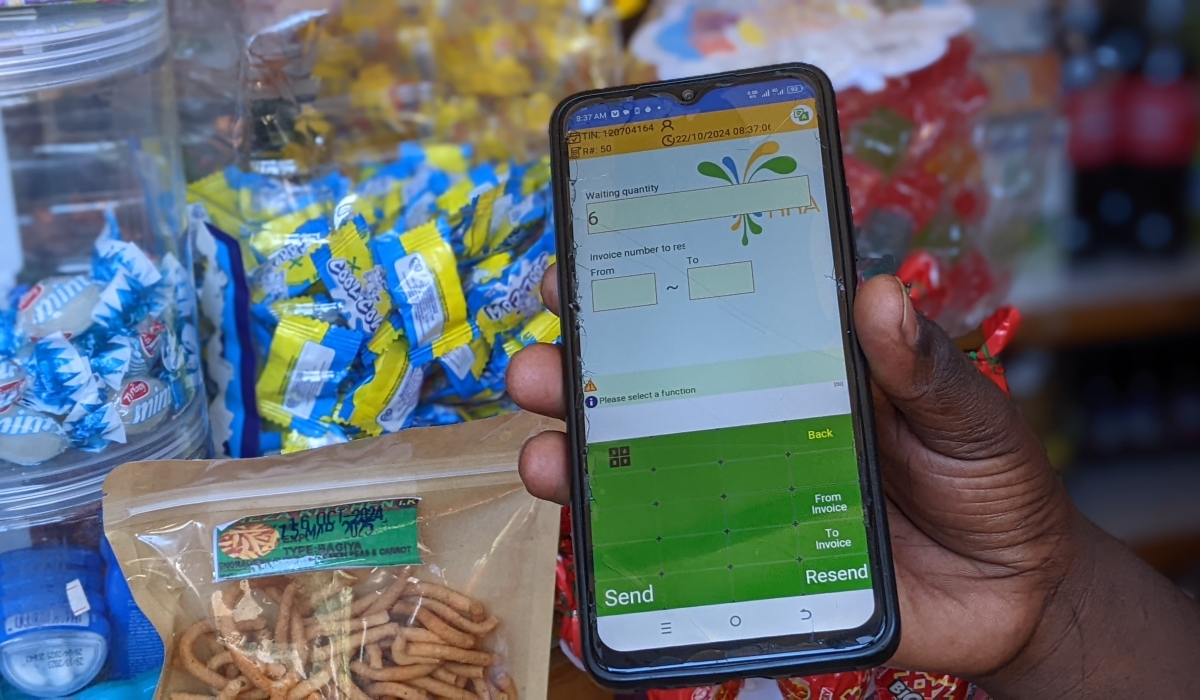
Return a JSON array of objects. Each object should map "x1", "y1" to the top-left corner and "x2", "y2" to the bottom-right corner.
[
  {"x1": 338, "y1": 332, "x2": 426, "y2": 436},
  {"x1": 372, "y1": 219, "x2": 474, "y2": 364},
  {"x1": 256, "y1": 316, "x2": 363, "y2": 437},
  {"x1": 311, "y1": 208, "x2": 394, "y2": 335}
]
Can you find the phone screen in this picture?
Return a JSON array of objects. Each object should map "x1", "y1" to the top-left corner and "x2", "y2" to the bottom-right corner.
[{"x1": 562, "y1": 76, "x2": 877, "y2": 657}]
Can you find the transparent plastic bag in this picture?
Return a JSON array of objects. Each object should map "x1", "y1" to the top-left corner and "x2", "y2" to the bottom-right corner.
[
  {"x1": 625, "y1": 0, "x2": 1038, "y2": 337},
  {"x1": 172, "y1": 0, "x2": 621, "y2": 178},
  {"x1": 103, "y1": 411, "x2": 561, "y2": 699}
]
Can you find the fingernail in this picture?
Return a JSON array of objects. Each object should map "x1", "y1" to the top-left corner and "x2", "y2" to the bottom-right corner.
[{"x1": 892, "y1": 276, "x2": 919, "y2": 348}]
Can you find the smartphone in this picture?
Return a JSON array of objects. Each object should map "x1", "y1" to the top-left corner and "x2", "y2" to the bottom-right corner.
[{"x1": 548, "y1": 64, "x2": 899, "y2": 688}]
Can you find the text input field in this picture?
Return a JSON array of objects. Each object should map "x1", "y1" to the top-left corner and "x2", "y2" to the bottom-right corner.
[{"x1": 586, "y1": 176, "x2": 811, "y2": 235}]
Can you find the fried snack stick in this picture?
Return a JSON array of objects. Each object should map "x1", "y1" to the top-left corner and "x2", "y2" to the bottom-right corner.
[
  {"x1": 181, "y1": 619, "x2": 244, "y2": 689},
  {"x1": 275, "y1": 583, "x2": 297, "y2": 644},
  {"x1": 403, "y1": 643, "x2": 495, "y2": 667},
  {"x1": 496, "y1": 673, "x2": 518, "y2": 700},
  {"x1": 391, "y1": 601, "x2": 475, "y2": 649},
  {"x1": 430, "y1": 668, "x2": 457, "y2": 685},
  {"x1": 172, "y1": 694, "x2": 216, "y2": 700},
  {"x1": 366, "y1": 643, "x2": 385, "y2": 669},
  {"x1": 393, "y1": 628, "x2": 452, "y2": 645},
  {"x1": 409, "y1": 676, "x2": 476, "y2": 700},
  {"x1": 402, "y1": 582, "x2": 485, "y2": 621},
  {"x1": 360, "y1": 574, "x2": 410, "y2": 617},
  {"x1": 206, "y1": 651, "x2": 233, "y2": 671},
  {"x1": 471, "y1": 678, "x2": 505, "y2": 700},
  {"x1": 395, "y1": 597, "x2": 499, "y2": 637},
  {"x1": 311, "y1": 623, "x2": 401, "y2": 662},
  {"x1": 291, "y1": 614, "x2": 309, "y2": 668},
  {"x1": 350, "y1": 660, "x2": 437, "y2": 682},
  {"x1": 442, "y1": 663, "x2": 483, "y2": 679},
  {"x1": 218, "y1": 678, "x2": 247, "y2": 700},
  {"x1": 364, "y1": 682, "x2": 429, "y2": 700},
  {"x1": 286, "y1": 666, "x2": 332, "y2": 700},
  {"x1": 454, "y1": 676, "x2": 469, "y2": 689},
  {"x1": 305, "y1": 611, "x2": 391, "y2": 641},
  {"x1": 390, "y1": 636, "x2": 441, "y2": 666}
]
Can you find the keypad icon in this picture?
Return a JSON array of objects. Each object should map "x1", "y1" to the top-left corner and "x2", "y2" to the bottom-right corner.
[{"x1": 608, "y1": 446, "x2": 631, "y2": 468}]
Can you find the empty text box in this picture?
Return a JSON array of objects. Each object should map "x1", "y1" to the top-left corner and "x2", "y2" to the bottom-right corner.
[
  {"x1": 688, "y1": 261, "x2": 755, "y2": 300},
  {"x1": 593, "y1": 273, "x2": 658, "y2": 312}
]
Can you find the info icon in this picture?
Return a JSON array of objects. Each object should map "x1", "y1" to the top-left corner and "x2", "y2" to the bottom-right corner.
[{"x1": 585, "y1": 396, "x2": 599, "y2": 408}]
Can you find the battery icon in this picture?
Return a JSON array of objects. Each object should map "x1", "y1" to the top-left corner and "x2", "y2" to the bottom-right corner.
[{"x1": 787, "y1": 85, "x2": 800, "y2": 94}]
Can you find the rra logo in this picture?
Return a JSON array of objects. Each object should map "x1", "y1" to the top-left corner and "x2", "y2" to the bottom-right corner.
[{"x1": 791, "y1": 105, "x2": 813, "y2": 125}]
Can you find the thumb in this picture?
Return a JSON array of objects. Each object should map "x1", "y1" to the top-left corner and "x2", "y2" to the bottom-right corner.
[{"x1": 854, "y1": 275, "x2": 1027, "y2": 461}]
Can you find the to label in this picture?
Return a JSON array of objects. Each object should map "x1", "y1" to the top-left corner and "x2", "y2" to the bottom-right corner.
[
  {"x1": 395, "y1": 253, "x2": 445, "y2": 345},
  {"x1": 284, "y1": 341, "x2": 336, "y2": 420},
  {"x1": 213, "y1": 498, "x2": 421, "y2": 581}
]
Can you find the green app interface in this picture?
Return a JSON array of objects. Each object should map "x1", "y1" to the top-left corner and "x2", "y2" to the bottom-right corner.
[{"x1": 566, "y1": 80, "x2": 875, "y2": 652}]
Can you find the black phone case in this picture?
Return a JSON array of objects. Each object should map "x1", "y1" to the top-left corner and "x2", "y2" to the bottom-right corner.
[{"x1": 548, "y1": 63, "x2": 899, "y2": 690}]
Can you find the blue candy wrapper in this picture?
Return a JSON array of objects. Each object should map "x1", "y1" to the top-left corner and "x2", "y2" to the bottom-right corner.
[
  {"x1": 64, "y1": 388, "x2": 125, "y2": 451},
  {"x1": 0, "y1": 359, "x2": 26, "y2": 412},
  {"x1": 23, "y1": 333, "x2": 95, "y2": 415},
  {"x1": 373, "y1": 219, "x2": 474, "y2": 364},
  {"x1": 466, "y1": 226, "x2": 556, "y2": 345},
  {"x1": 256, "y1": 316, "x2": 363, "y2": 438}
]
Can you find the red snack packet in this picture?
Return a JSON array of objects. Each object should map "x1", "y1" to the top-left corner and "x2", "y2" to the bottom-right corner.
[
  {"x1": 649, "y1": 681, "x2": 744, "y2": 700},
  {"x1": 781, "y1": 671, "x2": 873, "y2": 699},
  {"x1": 874, "y1": 668, "x2": 973, "y2": 700},
  {"x1": 897, "y1": 250, "x2": 949, "y2": 321},
  {"x1": 970, "y1": 305, "x2": 1022, "y2": 395}
]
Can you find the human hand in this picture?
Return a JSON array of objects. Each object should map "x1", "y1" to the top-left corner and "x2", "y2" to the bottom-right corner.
[{"x1": 505, "y1": 267, "x2": 1076, "y2": 680}]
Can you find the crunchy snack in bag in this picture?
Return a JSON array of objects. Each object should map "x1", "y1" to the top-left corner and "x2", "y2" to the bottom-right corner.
[{"x1": 103, "y1": 412, "x2": 561, "y2": 699}]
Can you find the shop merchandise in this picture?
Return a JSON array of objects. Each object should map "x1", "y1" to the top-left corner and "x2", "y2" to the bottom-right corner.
[
  {"x1": 627, "y1": 0, "x2": 1030, "y2": 338},
  {"x1": 104, "y1": 411, "x2": 562, "y2": 698},
  {"x1": 170, "y1": 0, "x2": 622, "y2": 179},
  {"x1": 191, "y1": 143, "x2": 561, "y2": 458}
]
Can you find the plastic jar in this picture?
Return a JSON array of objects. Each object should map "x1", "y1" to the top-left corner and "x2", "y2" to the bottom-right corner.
[
  {"x1": 0, "y1": 1, "x2": 211, "y2": 470},
  {"x1": 0, "y1": 445, "x2": 210, "y2": 699}
]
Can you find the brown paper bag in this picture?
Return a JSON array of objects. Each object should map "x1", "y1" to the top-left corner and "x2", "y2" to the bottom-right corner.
[{"x1": 104, "y1": 412, "x2": 562, "y2": 700}]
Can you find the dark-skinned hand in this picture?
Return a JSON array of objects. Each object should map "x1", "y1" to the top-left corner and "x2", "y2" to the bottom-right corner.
[{"x1": 506, "y1": 266, "x2": 1200, "y2": 696}]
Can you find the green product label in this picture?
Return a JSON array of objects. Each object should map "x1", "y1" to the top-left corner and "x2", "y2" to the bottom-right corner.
[{"x1": 213, "y1": 498, "x2": 421, "y2": 581}]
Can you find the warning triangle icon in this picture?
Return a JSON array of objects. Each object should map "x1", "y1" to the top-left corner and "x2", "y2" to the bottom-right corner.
[{"x1": 584, "y1": 379, "x2": 597, "y2": 393}]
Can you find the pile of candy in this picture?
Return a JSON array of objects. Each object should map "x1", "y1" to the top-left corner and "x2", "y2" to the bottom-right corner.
[
  {"x1": 173, "y1": 0, "x2": 620, "y2": 180},
  {"x1": 0, "y1": 216, "x2": 203, "y2": 467},
  {"x1": 191, "y1": 143, "x2": 559, "y2": 458},
  {"x1": 839, "y1": 37, "x2": 1003, "y2": 337}
]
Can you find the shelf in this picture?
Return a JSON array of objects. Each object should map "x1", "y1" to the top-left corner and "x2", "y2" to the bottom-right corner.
[
  {"x1": 1067, "y1": 455, "x2": 1200, "y2": 576},
  {"x1": 1008, "y1": 254, "x2": 1200, "y2": 349}
]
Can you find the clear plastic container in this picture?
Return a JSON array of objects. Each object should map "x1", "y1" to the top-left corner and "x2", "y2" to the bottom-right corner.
[
  {"x1": 0, "y1": 446, "x2": 204, "y2": 699},
  {"x1": 0, "y1": 2, "x2": 212, "y2": 475}
]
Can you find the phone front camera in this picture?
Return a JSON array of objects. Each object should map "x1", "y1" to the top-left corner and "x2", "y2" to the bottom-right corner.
[{"x1": 681, "y1": 89, "x2": 695, "y2": 101}]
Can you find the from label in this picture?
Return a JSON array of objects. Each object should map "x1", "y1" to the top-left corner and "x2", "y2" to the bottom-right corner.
[{"x1": 213, "y1": 498, "x2": 421, "y2": 581}]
